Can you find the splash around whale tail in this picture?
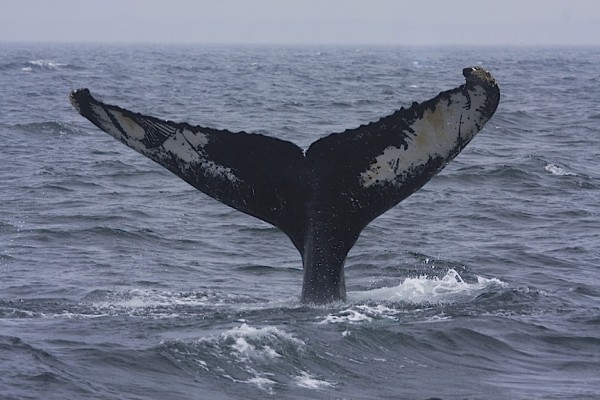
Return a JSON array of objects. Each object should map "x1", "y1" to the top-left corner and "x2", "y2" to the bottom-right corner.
[{"x1": 70, "y1": 67, "x2": 500, "y2": 304}]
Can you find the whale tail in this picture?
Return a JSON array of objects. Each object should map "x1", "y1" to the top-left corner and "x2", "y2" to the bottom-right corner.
[{"x1": 70, "y1": 67, "x2": 500, "y2": 303}]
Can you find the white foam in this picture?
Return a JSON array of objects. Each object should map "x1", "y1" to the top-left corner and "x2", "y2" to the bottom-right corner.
[
  {"x1": 27, "y1": 60, "x2": 68, "y2": 69},
  {"x1": 231, "y1": 336, "x2": 280, "y2": 360},
  {"x1": 350, "y1": 269, "x2": 505, "y2": 304},
  {"x1": 209, "y1": 324, "x2": 307, "y2": 393},
  {"x1": 319, "y1": 309, "x2": 373, "y2": 324},
  {"x1": 223, "y1": 323, "x2": 303, "y2": 343},
  {"x1": 294, "y1": 371, "x2": 336, "y2": 389},
  {"x1": 544, "y1": 163, "x2": 576, "y2": 176},
  {"x1": 245, "y1": 376, "x2": 276, "y2": 393},
  {"x1": 356, "y1": 304, "x2": 401, "y2": 315},
  {"x1": 319, "y1": 270, "x2": 504, "y2": 324},
  {"x1": 165, "y1": 323, "x2": 306, "y2": 393},
  {"x1": 321, "y1": 303, "x2": 404, "y2": 324},
  {"x1": 91, "y1": 289, "x2": 215, "y2": 309},
  {"x1": 221, "y1": 372, "x2": 276, "y2": 394},
  {"x1": 220, "y1": 323, "x2": 305, "y2": 360},
  {"x1": 58, "y1": 289, "x2": 251, "y2": 320}
]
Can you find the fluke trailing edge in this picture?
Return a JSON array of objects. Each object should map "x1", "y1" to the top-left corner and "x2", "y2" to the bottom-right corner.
[{"x1": 70, "y1": 67, "x2": 500, "y2": 304}]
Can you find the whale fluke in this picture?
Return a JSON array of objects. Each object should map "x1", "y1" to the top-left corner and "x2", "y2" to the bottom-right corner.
[{"x1": 70, "y1": 67, "x2": 500, "y2": 304}]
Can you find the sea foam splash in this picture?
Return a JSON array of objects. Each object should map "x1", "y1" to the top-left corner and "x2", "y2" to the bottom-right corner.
[
  {"x1": 350, "y1": 268, "x2": 505, "y2": 304},
  {"x1": 320, "y1": 269, "x2": 506, "y2": 324},
  {"x1": 220, "y1": 323, "x2": 305, "y2": 361},
  {"x1": 544, "y1": 163, "x2": 577, "y2": 176},
  {"x1": 22, "y1": 60, "x2": 68, "y2": 71},
  {"x1": 293, "y1": 371, "x2": 336, "y2": 389}
]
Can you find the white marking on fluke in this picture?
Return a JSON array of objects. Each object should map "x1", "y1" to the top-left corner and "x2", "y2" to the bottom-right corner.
[{"x1": 360, "y1": 85, "x2": 487, "y2": 187}]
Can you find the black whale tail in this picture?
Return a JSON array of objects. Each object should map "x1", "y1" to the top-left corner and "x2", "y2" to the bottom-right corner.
[{"x1": 70, "y1": 67, "x2": 500, "y2": 304}]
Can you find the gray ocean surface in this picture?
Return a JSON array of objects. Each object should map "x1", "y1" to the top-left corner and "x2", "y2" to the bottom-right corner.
[{"x1": 1, "y1": 44, "x2": 599, "y2": 400}]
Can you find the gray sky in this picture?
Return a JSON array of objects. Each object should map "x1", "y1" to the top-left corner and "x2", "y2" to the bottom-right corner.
[{"x1": 1, "y1": 0, "x2": 599, "y2": 46}]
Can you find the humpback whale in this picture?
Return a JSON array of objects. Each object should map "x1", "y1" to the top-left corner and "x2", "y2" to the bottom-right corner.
[{"x1": 70, "y1": 67, "x2": 499, "y2": 304}]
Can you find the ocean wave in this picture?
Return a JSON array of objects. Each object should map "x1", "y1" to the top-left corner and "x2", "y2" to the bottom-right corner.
[
  {"x1": 293, "y1": 371, "x2": 336, "y2": 389},
  {"x1": 0, "y1": 61, "x2": 25, "y2": 72},
  {"x1": 544, "y1": 163, "x2": 577, "y2": 177},
  {"x1": 76, "y1": 288, "x2": 260, "y2": 319},
  {"x1": 0, "y1": 303, "x2": 42, "y2": 319},
  {"x1": 19, "y1": 59, "x2": 81, "y2": 72},
  {"x1": 157, "y1": 323, "x2": 312, "y2": 394},
  {"x1": 0, "y1": 253, "x2": 15, "y2": 263},
  {"x1": 0, "y1": 289, "x2": 262, "y2": 320},
  {"x1": 14, "y1": 225, "x2": 160, "y2": 244},
  {"x1": 0, "y1": 59, "x2": 81, "y2": 74},
  {"x1": 12, "y1": 121, "x2": 82, "y2": 136},
  {"x1": 26, "y1": 59, "x2": 67, "y2": 69},
  {"x1": 0, "y1": 334, "x2": 113, "y2": 399},
  {"x1": 540, "y1": 161, "x2": 599, "y2": 189},
  {"x1": 219, "y1": 323, "x2": 306, "y2": 361}
]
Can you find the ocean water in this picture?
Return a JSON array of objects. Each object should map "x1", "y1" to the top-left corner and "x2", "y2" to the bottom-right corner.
[{"x1": 1, "y1": 44, "x2": 599, "y2": 399}]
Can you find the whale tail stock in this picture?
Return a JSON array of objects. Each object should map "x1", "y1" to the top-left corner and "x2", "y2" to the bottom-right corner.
[{"x1": 70, "y1": 67, "x2": 500, "y2": 304}]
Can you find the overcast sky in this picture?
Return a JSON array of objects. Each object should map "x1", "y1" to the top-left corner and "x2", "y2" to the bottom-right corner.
[{"x1": 1, "y1": 0, "x2": 599, "y2": 46}]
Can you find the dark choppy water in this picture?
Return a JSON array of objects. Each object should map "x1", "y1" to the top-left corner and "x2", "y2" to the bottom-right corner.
[{"x1": 1, "y1": 44, "x2": 599, "y2": 399}]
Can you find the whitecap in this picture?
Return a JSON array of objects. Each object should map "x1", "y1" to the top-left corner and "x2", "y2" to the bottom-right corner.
[
  {"x1": 544, "y1": 163, "x2": 576, "y2": 176},
  {"x1": 294, "y1": 371, "x2": 336, "y2": 389},
  {"x1": 160, "y1": 323, "x2": 306, "y2": 393},
  {"x1": 219, "y1": 323, "x2": 305, "y2": 361},
  {"x1": 231, "y1": 336, "x2": 280, "y2": 360},
  {"x1": 28, "y1": 59, "x2": 68, "y2": 69}
]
